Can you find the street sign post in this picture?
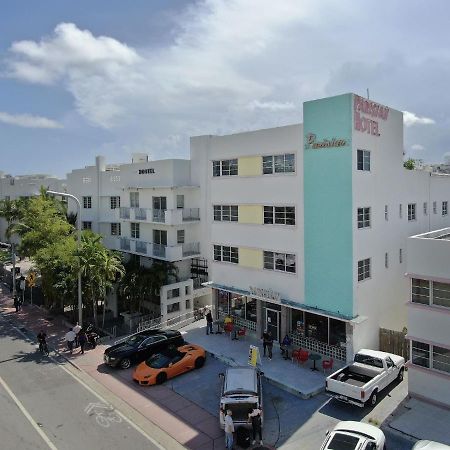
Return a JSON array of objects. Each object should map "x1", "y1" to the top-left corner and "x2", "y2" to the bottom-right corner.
[{"x1": 26, "y1": 272, "x2": 36, "y2": 306}]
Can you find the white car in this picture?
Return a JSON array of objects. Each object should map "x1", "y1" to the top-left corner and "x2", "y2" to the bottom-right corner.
[
  {"x1": 320, "y1": 421, "x2": 386, "y2": 450},
  {"x1": 413, "y1": 441, "x2": 450, "y2": 450}
]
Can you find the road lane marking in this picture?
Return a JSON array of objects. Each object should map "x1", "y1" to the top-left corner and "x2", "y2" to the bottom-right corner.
[
  {"x1": 0, "y1": 316, "x2": 165, "y2": 450},
  {"x1": 0, "y1": 375, "x2": 58, "y2": 450},
  {"x1": 85, "y1": 402, "x2": 123, "y2": 428}
]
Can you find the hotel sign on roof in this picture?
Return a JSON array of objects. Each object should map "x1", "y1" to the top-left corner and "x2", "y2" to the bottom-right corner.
[{"x1": 354, "y1": 95, "x2": 389, "y2": 137}]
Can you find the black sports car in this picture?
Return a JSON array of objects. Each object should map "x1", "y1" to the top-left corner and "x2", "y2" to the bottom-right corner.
[{"x1": 103, "y1": 329, "x2": 184, "y2": 369}]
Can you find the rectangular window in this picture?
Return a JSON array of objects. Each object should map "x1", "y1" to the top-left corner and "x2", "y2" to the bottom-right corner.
[
  {"x1": 185, "y1": 286, "x2": 190, "y2": 295},
  {"x1": 412, "y1": 278, "x2": 430, "y2": 305},
  {"x1": 357, "y1": 258, "x2": 371, "y2": 281},
  {"x1": 167, "y1": 302, "x2": 180, "y2": 314},
  {"x1": 408, "y1": 203, "x2": 416, "y2": 221},
  {"x1": 412, "y1": 341, "x2": 430, "y2": 368},
  {"x1": 433, "y1": 346, "x2": 450, "y2": 374},
  {"x1": 423, "y1": 202, "x2": 428, "y2": 216},
  {"x1": 131, "y1": 222, "x2": 140, "y2": 239},
  {"x1": 357, "y1": 207, "x2": 371, "y2": 229},
  {"x1": 176, "y1": 195, "x2": 184, "y2": 209},
  {"x1": 263, "y1": 251, "x2": 296, "y2": 273},
  {"x1": 177, "y1": 230, "x2": 185, "y2": 244},
  {"x1": 82, "y1": 221, "x2": 92, "y2": 230},
  {"x1": 385, "y1": 252, "x2": 388, "y2": 268},
  {"x1": 264, "y1": 206, "x2": 295, "y2": 225},
  {"x1": 110, "y1": 223, "x2": 121, "y2": 236},
  {"x1": 83, "y1": 196, "x2": 92, "y2": 209},
  {"x1": 213, "y1": 205, "x2": 238, "y2": 222},
  {"x1": 110, "y1": 196, "x2": 120, "y2": 210},
  {"x1": 167, "y1": 288, "x2": 180, "y2": 299},
  {"x1": 212, "y1": 159, "x2": 238, "y2": 177},
  {"x1": 213, "y1": 245, "x2": 238, "y2": 264},
  {"x1": 399, "y1": 204, "x2": 403, "y2": 219},
  {"x1": 399, "y1": 248, "x2": 403, "y2": 263},
  {"x1": 433, "y1": 201, "x2": 437, "y2": 214},
  {"x1": 185, "y1": 299, "x2": 191, "y2": 309},
  {"x1": 385, "y1": 205, "x2": 388, "y2": 221},
  {"x1": 153, "y1": 229, "x2": 167, "y2": 245},
  {"x1": 130, "y1": 192, "x2": 139, "y2": 208},
  {"x1": 263, "y1": 154, "x2": 295, "y2": 174},
  {"x1": 432, "y1": 281, "x2": 450, "y2": 308},
  {"x1": 357, "y1": 150, "x2": 370, "y2": 171},
  {"x1": 442, "y1": 201, "x2": 448, "y2": 216}
]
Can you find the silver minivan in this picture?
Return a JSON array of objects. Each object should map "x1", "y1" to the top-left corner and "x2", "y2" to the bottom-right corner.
[{"x1": 219, "y1": 367, "x2": 263, "y2": 429}]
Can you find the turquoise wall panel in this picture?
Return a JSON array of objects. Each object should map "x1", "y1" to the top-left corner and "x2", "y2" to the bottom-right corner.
[{"x1": 303, "y1": 94, "x2": 353, "y2": 318}]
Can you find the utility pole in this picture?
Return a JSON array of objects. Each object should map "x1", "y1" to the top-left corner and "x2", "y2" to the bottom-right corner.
[{"x1": 11, "y1": 243, "x2": 16, "y2": 299}]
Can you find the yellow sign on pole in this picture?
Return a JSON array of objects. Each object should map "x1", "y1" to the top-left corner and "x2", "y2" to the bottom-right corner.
[
  {"x1": 26, "y1": 272, "x2": 36, "y2": 287},
  {"x1": 248, "y1": 345, "x2": 259, "y2": 367}
]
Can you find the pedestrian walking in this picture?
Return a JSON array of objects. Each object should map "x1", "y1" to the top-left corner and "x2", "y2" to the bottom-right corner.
[
  {"x1": 65, "y1": 328, "x2": 76, "y2": 354},
  {"x1": 266, "y1": 331, "x2": 273, "y2": 360},
  {"x1": 78, "y1": 329, "x2": 87, "y2": 354},
  {"x1": 206, "y1": 309, "x2": 213, "y2": 335},
  {"x1": 224, "y1": 409, "x2": 234, "y2": 450},
  {"x1": 248, "y1": 407, "x2": 263, "y2": 446},
  {"x1": 280, "y1": 334, "x2": 292, "y2": 360},
  {"x1": 13, "y1": 295, "x2": 19, "y2": 313},
  {"x1": 73, "y1": 322, "x2": 82, "y2": 347}
]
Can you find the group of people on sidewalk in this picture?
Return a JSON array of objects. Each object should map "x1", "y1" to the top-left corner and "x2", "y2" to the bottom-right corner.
[
  {"x1": 64, "y1": 322, "x2": 89, "y2": 354},
  {"x1": 223, "y1": 407, "x2": 263, "y2": 450}
]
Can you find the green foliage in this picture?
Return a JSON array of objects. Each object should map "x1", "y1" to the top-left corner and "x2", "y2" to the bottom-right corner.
[{"x1": 403, "y1": 158, "x2": 415, "y2": 170}]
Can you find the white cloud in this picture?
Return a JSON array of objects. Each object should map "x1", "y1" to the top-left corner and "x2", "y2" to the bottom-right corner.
[
  {"x1": 403, "y1": 111, "x2": 435, "y2": 127},
  {"x1": 0, "y1": 111, "x2": 62, "y2": 129},
  {"x1": 247, "y1": 100, "x2": 296, "y2": 111},
  {"x1": 411, "y1": 144, "x2": 425, "y2": 151}
]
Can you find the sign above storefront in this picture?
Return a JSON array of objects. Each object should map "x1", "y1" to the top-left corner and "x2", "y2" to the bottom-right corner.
[
  {"x1": 138, "y1": 168, "x2": 155, "y2": 174},
  {"x1": 354, "y1": 95, "x2": 389, "y2": 137},
  {"x1": 304, "y1": 133, "x2": 347, "y2": 150},
  {"x1": 249, "y1": 286, "x2": 281, "y2": 303}
]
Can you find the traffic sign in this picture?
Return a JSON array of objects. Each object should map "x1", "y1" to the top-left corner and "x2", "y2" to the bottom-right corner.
[{"x1": 26, "y1": 271, "x2": 36, "y2": 287}]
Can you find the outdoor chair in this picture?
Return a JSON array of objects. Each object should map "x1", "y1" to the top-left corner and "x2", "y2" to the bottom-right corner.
[
  {"x1": 291, "y1": 349, "x2": 300, "y2": 364},
  {"x1": 297, "y1": 349, "x2": 309, "y2": 365},
  {"x1": 237, "y1": 327, "x2": 246, "y2": 340},
  {"x1": 224, "y1": 322, "x2": 233, "y2": 339},
  {"x1": 322, "y1": 357, "x2": 334, "y2": 373}
]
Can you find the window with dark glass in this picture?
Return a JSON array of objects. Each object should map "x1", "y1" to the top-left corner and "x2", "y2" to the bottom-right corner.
[
  {"x1": 213, "y1": 159, "x2": 238, "y2": 176},
  {"x1": 110, "y1": 196, "x2": 120, "y2": 209},
  {"x1": 111, "y1": 223, "x2": 121, "y2": 236},
  {"x1": 83, "y1": 196, "x2": 92, "y2": 209},
  {"x1": 213, "y1": 205, "x2": 238, "y2": 222},
  {"x1": 357, "y1": 150, "x2": 370, "y2": 171},
  {"x1": 357, "y1": 207, "x2": 371, "y2": 228},
  {"x1": 130, "y1": 192, "x2": 139, "y2": 208},
  {"x1": 177, "y1": 230, "x2": 185, "y2": 244},
  {"x1": 263, "y1": 251, "x2": 295, "y2": 273},
  {"x1": 82, "y1": 221, "x2": 92, "y2": 230},
  {"x1": 212, "y1": 161, "x2": 221, "y2": 177},
  {"x1": 433, "y1": 346, "x2": 450, "y2": 373},
  {"x1": 442, "y1": 201, "x2": 448, "y2": 216},
  {"x1": 408, "y1": 203, "x2": 416, "y2": 221},
  {"x1": 153, "y1": 229, "x2": 167, "y2": 245},
  {"x1": 264, "y1": 206, "x2": 295, "y2": 225},
  {"x1": 131, "y1": 222, "x2": 140, "y2": 239},
  {"x1": 357, "y1": 258, "x2": 371, "y2": 281},
  {"x1": 214, "y1": 245, "x2": 238, "y2": 263},
  {"x1": 412, "y1": 341, "x2": 430, "y2": 368},
  {"x1": 412, "y1": 278, "x2": 430, "y2": 305},
  {"x1": 433, "y1": 281, "x2": 450, "y2": 308}
]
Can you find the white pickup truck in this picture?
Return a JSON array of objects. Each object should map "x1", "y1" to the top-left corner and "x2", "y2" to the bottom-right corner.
[{"x1": 326, "y1": 349, "x2": 405, "y2": 407}]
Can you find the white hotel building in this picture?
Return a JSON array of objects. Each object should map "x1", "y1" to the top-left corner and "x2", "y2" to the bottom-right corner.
[{"x1": 1, "y1": 93, "x2": 450, "y2": 366}]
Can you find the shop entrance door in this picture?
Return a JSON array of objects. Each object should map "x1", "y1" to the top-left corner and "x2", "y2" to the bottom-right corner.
[{"x1": 265, "y1": 308, "x2": 280, "y2": 342}]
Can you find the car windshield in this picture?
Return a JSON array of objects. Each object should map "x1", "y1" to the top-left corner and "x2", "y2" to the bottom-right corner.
[
  {"x1": 327, "y1": 433, "x2": 360, "y2": 450},
  {"x1": 145, "y1": 354, "x2": 172, "y2": 369},
  {"x1": 125, "y1": 334, "x2": 148, "y2": 346},
  {"x1": 354, "y1": 354, "x2": 384, "y2": 368}
]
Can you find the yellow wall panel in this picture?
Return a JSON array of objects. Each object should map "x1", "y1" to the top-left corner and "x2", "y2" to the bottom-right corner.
[
  {"x1": 238, "y1": 156, "x2": 262, "y2": 177},
  {"x1": 239, "y1": 247, "x2": 263, "y2": 269},
  {"x1": 238, "y1": 205, "x2": 263, "y2": 224}
]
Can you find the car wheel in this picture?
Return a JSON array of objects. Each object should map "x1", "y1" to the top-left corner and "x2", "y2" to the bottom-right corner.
[
  {"x1": 397, "y1": 368, "x2": 404, "y2": 382},
  {"x1": 156, "y1": 372, "x2": 167, "y2": 384},
  {"x1": 194, "y1": 356, "x2": 205, "y2": 369},
  {"x1": 120, "y1": 358, "x2": 131, "y2": 369},
  {"x1": 368, "y1": 390, "x2": 378, "y2": 407}
]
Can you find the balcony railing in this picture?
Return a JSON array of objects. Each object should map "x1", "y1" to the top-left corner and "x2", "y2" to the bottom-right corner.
[
  {"x1": 135, "y1": 240, "x2": 147, "y2": 254},
  {"x1": 120, "y1": 207, "x2": 130, "y2": 219},
  {"x1": 153, "y1": 243, "x2": 166, "y2": 258},
  {"x1": 118, "y1": 207, "x2": 200, "y2": 225},
  {"x1": 152, "y1": 209, "x2": 166, "y2": 223},
  {"x1": 134, "y1": 208, "x2": 147, "y2": 221},
  {"x1": 120, "y1": 237, "x2": 130, "y2": 251},
  {"x1": 182, "y1": 208, "x2": 200, "y2": 221},
  {"x1": 182, "y1": 242, "x2": 200, "y2": 257}
]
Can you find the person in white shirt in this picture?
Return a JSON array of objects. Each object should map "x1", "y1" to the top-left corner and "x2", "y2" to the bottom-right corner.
[
  {"x1": 65, "y1": 328, "x2": 76, "y2": 354},
  {"x1": 72, "y1": 322, "x2": 82, "y2": 347},
  {"x1": 248, "y1": 407, "x2": 263, "y2": 445},
  {"x1": 224, "y1": 409, "x2": 234, "y2": 449}
]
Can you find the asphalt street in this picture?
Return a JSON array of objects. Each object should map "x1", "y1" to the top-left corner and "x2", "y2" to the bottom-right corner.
[{"x1": 0, "y1": 317, "x2": 162, "y2": 450}]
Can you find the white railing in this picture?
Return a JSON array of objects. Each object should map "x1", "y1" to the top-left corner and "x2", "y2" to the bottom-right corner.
[
  {"x1": 120, "y1": 207, "x2": 130, "y2": 219},
  {"x1": 120, "y1": 237, "x2": 130, "y2": 251},
  {"x1": 289, "y1": 333, "x2": 347, "y2": 361},
  {"x1": 182, "y1": 208, "x2": 200, "y2": 221},
  {"x1": 182, "y1": 242, "x2": 200, "y2": 257},
  {"x1": 217, "y1": 311, "x2": 257, "y2": 331}
]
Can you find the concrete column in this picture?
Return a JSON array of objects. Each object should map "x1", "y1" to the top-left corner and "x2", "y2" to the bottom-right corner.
[
  {"x1": 346, "y1": 322, "x2": 354, "y2": 364},
  {"x1": 280, "y1": 306, "x2": 289, "y2": 338},
  {"x1": 256, "y1": 300, "x2": 263, "y2": 338}
]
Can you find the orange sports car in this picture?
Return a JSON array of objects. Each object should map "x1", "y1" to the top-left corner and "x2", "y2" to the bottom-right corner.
[{"x1": 132, "y1": 343, "x2": 206, "y2": 385}]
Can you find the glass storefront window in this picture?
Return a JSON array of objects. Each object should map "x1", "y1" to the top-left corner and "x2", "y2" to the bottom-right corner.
[
  {"x1": 230, "y1": 294, "x2": 245, "y2": 318},
  {"x1": 245, "y1": 297, "x2": 257, "y2": 322},
  {"x1": 217, "y1": 290, "x2": 229, "y2": 315},
  {"x1": 305, "y1": 312, "x2": 328, "y2": 343},
  {"x1": 329, "y1": 318, "x2": 346, "y2": 347},
  {"x1": 291, "y1": 309, "x2": 305, "y2": 336}
]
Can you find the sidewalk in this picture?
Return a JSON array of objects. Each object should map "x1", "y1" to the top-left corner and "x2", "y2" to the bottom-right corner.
[
  {"x1": 388, "y1": 397, "x2": 450, "y2": 445},
  {"x1": 0, "y1": 288, "x2": 225, "y2": 450},
  {"x1": 179, "y1": 320, "x2": 342, "y2": 398}
]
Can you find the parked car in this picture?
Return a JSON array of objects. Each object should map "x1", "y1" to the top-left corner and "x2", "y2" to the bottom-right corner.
[
  {"x1": 219, "y1": 367, "x2": 263, "y2": 429},
  {"x1": 103, "y1": 329, "x2": 184, "y2": 369},
  {"x1": 326, "y1": 349, "x2": 405, "y2": 407},
  {"x1": 132, "y1": 344, "x2": 206, "y2": 385},
  {"x1": 320, "y1": 421, "x2": 386, "y2": 450},
  {"x1": 413, "y1": 441, "x2": 450, "y2": 450}
]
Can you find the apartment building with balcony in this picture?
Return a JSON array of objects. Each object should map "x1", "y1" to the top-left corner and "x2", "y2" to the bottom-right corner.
[
  {"x1": 191, "y1": 93, "x2": 450, "y2": 362},
  {"x1": 406, "y1": 229, "x2": 450, "y2": 408},
  {"x1": 66, "y1": 153, "x2": 210, "y2": 322}
]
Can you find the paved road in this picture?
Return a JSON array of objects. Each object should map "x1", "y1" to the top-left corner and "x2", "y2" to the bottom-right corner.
[{"x1": 0, "y1": 317, "x2": 162, "y2": 450}]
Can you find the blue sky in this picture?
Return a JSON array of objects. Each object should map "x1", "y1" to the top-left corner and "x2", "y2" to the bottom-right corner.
[{"x1": 1, "y1": 0, "x2": 450, "y2": 177}]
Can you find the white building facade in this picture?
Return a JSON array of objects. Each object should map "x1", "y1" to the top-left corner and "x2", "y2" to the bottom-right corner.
[
  {"x1": 406, "y1": 229, "x2": 450, "y2": 408},
  {"x1": 191, "y1": 93, "x2": 450, "y2": 362}
]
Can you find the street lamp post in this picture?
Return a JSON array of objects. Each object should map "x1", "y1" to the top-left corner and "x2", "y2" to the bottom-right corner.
[{"x1": 47, "y1": 190, "x2": 83, "y2": 327}]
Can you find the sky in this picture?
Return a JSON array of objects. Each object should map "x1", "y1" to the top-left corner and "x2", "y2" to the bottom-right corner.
[{"x1": 1, "y1": 0, "x2": 450, "y2": 177}]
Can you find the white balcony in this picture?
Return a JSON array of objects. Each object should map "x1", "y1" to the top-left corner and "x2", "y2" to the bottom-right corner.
[
  {"x1": 119, "y1": 207, "x2": 200, "y2": 225},
  {"x1": 118, "y1": 237, "x2": 200, "y2": 261}
]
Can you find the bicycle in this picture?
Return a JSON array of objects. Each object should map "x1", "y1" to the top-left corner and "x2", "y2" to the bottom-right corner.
[{"x1": 38, "y1": 341, "x2": 49, "y2": 356}]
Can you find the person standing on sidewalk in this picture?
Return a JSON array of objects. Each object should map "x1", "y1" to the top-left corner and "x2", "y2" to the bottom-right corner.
[
  {"x1": 78, "y1": 329, "x2": 87, "y2": 354},
  {"x1": 13, "y1": 296, "x2": 20, "y2": 313},
  {"x1": 248, "y1": 407, "x2": 263, "y2": 446},
  {"x1": 266, "y1": 331, "x2": 274, "y2": 360},
  {"x1": 206, "y1": 309, "x2": 213, "y2": 335},
  {"x1": 65, "y1": 328, "x2": 76, "y2": 354},
  {"x1": 224, "y1": 409, "x2": 234, "y2": 450},
  {"x1": 72, "y1": 322, "x2": 81, "y2": 347}
]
